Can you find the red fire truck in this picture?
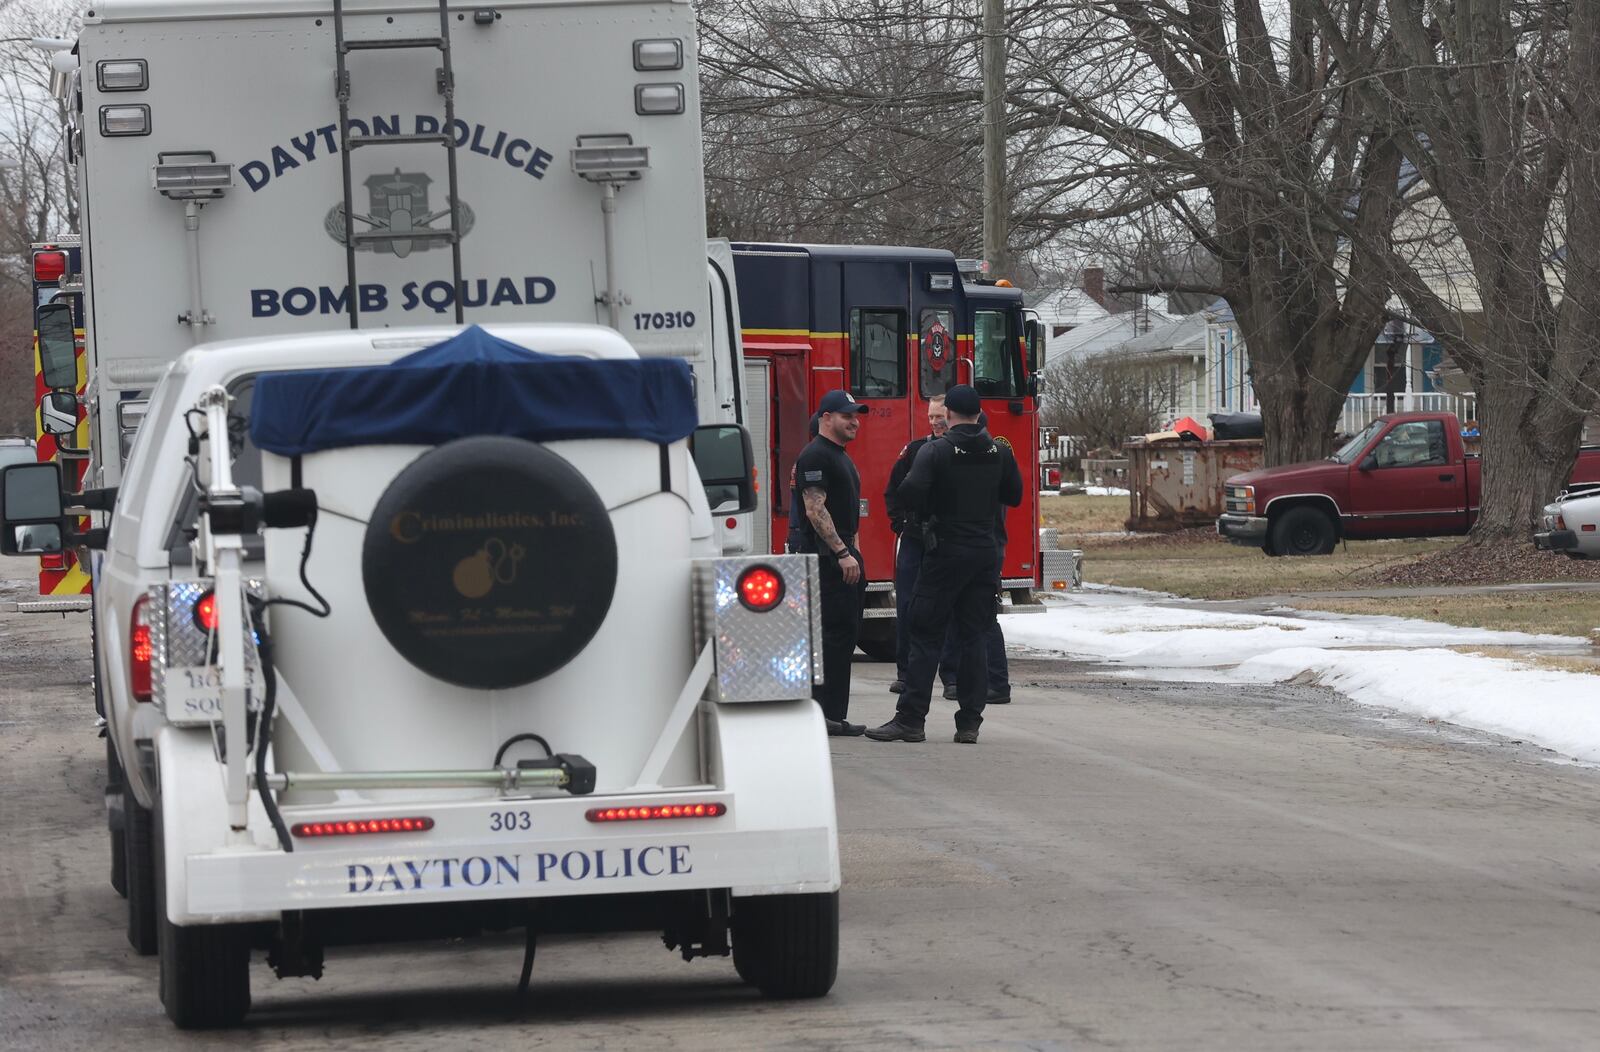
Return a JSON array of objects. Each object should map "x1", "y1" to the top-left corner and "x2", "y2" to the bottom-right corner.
[
  {"x1": 729, "y1": 243, "x2": 1041, "y2": 660},
  {"x1": 29, "y1": 237, "x2": 92, "y2": 606}
]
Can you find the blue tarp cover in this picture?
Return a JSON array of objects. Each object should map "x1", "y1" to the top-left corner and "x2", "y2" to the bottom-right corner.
[{"x1": 250, "y1": 326, "x2": 698, "y2": 456}]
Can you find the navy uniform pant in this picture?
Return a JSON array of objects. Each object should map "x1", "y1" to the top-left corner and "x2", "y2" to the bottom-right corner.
[
  {"x1": 895, "y1": 541, "x2": 1000, "y2": 732},
  {"x1": 896, "y1": 534, "x2": 1007, "y2": 693},
  {"x1": 813, "y1": 544, "x2": 866, "y2": 722}
]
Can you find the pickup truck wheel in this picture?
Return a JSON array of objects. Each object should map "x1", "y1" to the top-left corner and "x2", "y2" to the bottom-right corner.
[
  {"x1": 731, "y1": 892, "x2": 839, "y2": 998},
  {"x1": 155, "y1": 792, "x2": 251, "y2": 1029},
  {"x1": 1269, "y1": 507, "x2": 1337, "y2": 557},
  {"x1": 107, "y1": 740, "x2": 127, "y2": 899},
  {"x1": 125, "y1": 791, "x2": 158, "y2": 955}
]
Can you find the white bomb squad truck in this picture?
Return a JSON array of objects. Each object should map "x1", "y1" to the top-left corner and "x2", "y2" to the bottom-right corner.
[
  {"x1": 35, "y1": 0, "x2": 750, "y2": 550},
  {"x1": 1, "y1": 322, "x2": 840, "y2": 1027}
]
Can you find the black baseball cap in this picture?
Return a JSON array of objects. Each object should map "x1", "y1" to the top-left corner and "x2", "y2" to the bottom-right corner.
[
  {"x1": 817, "y1": 390, "x2": 867, "y2": 414},
  {"x1": 944, "y1": 384, "x2": 981, "y2": 415}
]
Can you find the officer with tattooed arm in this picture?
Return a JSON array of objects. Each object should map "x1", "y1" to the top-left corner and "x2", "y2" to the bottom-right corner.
[
  {"x1": 867, "y1": 384, "x2": 1022, "y2": 744},
  {"x1": 790, "y1": 391, "x2": 869, "y2": 736}
]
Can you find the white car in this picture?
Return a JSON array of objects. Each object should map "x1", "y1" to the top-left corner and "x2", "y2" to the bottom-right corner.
[
  {"x1": 2, "y1": 323, "x2": 840, "y2": 1028},
  {"x1": 1536, "y1": 486, "x2": 1600, "y2": 559}
]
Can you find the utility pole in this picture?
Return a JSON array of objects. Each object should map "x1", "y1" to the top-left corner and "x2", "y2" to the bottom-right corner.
[{"x1": 981, "y1": 0, "x2": 1008, "y2": 276}]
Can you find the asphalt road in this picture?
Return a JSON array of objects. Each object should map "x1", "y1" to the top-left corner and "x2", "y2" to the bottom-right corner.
[{"x1": 6, "y1": 559, "x2": 1600, "y2": 1049}]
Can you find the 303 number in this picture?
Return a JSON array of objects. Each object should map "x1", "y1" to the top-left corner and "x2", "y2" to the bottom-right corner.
[
  {"x1": 488, "y1": 810, "x2": 532, "y2": 832},
  {"x1": 634, "y1": 310, "x2": 695, "y2": 330}
]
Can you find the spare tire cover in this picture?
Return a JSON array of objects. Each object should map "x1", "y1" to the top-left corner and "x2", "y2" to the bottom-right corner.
[{"x1": 362, "y1": 436, "x2": 617, "y2": 689}]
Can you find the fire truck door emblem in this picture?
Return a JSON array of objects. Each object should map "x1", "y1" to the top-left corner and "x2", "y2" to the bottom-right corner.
[
  {"x1": 324, "y1": 169, "x2": 475, "y2": 258},
  {"x1": 923, "y1": 320, "x2": 950, "y2": 369}
]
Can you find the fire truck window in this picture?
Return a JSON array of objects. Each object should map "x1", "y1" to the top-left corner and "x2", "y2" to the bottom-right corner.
[
  {"x1": 849, "y1": 309, "x2": 905, "y2": 398},
  {"x1": 973, "y1": 310, "x2": 1020, "y2": 397},
  {"x1": 919, "y1": 308, "x2": 957, "y2": 397}
]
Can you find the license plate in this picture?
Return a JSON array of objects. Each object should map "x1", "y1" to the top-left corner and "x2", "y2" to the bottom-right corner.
[{"x1": 165, "y1": 664, "x2": 261, "y2": 722}]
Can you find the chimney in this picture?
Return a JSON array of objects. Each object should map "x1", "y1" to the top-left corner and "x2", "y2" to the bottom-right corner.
[{"x1": 1082, "y1": 266, "x2": 1106, "y2": 306}]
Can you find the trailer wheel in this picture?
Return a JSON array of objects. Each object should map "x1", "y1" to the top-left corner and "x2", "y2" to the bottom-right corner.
[
  {"x1": 1269, "y1": 506, "x2": 1337, "y2": 556},
  {"x1": 107, "y1": 739, "x2": 127, "y2": 899},
  {"x1": 125, "y1": 791, "x2": 157, "y2": 955},
  {"x1": 731, "y1": 892, "x2": 839, "y2": 998},
  {"x1": 155, "y1": 793, "x2": 251, "y2": 1029}
]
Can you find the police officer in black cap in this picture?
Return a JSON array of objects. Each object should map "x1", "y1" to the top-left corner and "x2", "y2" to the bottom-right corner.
[
  {"x1": 791, "y1": 391, "x2": 869, "y2": 736},
  {"x1": 867, "y1": 384, "x2": 1021, "y2": 744}
]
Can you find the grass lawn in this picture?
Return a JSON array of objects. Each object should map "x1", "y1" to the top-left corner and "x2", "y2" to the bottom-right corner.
[{"x1": 1037, "y1": 493, "x2": 1600, "y2": 638}]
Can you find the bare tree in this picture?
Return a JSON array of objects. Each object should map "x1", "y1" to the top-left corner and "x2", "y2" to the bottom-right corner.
[
  {"x1": 1318, "y1": 0, "x2": 1600, "y2": 539},
  {"x1": 1040, "y1": 353, "x2": 1179, "y2": 450}
]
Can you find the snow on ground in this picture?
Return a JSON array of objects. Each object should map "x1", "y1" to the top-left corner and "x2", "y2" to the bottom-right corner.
[
  {"x1": 1003, "y1": 590, "x2": 1600, "y2": 762},
  {"x1": 1084, "y1": 486, "x2": 1130, "y2": 497}
]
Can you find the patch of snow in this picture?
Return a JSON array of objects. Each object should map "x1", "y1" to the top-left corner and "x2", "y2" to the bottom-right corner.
[
  {"x1": 1083, "y1": 486, "x2": 1131, "y2": 497},
  {"x1": 1004, "y1": 592, "x2": 1600, "y2": 761}
]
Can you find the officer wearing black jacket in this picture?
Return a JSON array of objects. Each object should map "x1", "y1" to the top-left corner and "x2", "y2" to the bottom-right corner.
[
  {"x1": 884, "y1": 396, "x2": 950, "y2": 690},
  {"x1": 867, "y1": 385, "x2": 1022, "y2": 744}
]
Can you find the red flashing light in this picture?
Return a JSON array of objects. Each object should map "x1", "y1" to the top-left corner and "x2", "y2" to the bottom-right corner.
[
  {"x1": 33, "y1": 251, "x2": 66, "y2": 283},
  {"x1": 292, "y1": 816, "x2": 436, "y2": 837},
  {"x1": 585, "y1": 802, "x2": 727, "y2": 822},
  {"x1": 736, "y1": 565, "x2": 784, "y2": 612},
  {"x1": 1584, "y1": 524, "x2": 1596, "y2": 533},
  {"x1": 725, "y1": 517, "x2": 738, "y2": 530},
  {"x1": 130, "y1": 595, "x2": 152, "y2": 702},
  {"x1": 193, "y1": 590, "x2": 217, "y2": 632},
  {"x1": 40, "y1": 553, "x2": 66, "y2": 571}
]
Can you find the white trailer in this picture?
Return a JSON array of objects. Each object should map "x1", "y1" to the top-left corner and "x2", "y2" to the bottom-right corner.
[{"x1": 0, "y1": 323, "x2": 839, "y2": 1027}]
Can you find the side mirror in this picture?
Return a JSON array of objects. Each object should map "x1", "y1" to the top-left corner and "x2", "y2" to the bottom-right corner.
[
  {"x1": 689, "y1": 424, "x2": 758, "y2": 515},
  {"x1": 1358, "y1": 454, "x2": 1377, "y2": 472},
  {"x1": 41, "y1": 390, "x2": 78, "y2": 436},
  {"x1": 0, "y1": 462, "x2": 67, "y2": 556},
  {"x1": 1024, "y1": 317, "x2": 1043, "y2": 374},
  {"x1": 36, "y1": 302, "x2": 78, "y2": 391}
]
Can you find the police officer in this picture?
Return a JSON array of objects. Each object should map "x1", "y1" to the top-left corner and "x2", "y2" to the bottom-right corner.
[
  {"x1": 867, "y1": 385, "x2": 1021, "y2": 744},
  {"x1": 791, "y1": 391, "x2": 868, "y2": 736},
  {"x1": 884, "y1": 395, "x2": 949, "y2": 692},
  {"x1": 937, "y1": 411, "x2": 1013, "y2": 705}
]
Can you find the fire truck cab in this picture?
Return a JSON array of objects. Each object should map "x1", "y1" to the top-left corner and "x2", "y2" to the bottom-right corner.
[{"x1": 730, "y1": 244, "x2": 1040, "y2": 659}]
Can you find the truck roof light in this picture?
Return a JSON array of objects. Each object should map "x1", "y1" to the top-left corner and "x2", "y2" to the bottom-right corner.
[
  {"x1": 97, "y1": 59, "x2": 148, "y2": 92},
  {"x1": 928, "y1": 273, "x2": 955, "y2": 292},
  {"x1": 586, "y1": 803, "x2": 726, "y2": 822},
  {"x1": 99, "y1": 104, "x2": 150, "y2": 137},
  {"x1": 131, "y1": 594, "x2": 153, "y2": 702},
  {"x1": 633, "y1": 38, "x2": 683, "y2": 70},
  {"x1": 635, "y1": 83, "x2": 684, "y2": 116},
  {"x1": 33, "y1": 251, "x2": 66, "y2": 283},
  {"x1": 736, "y1": 565, "x2": 784, "y2": 612},
  {"x1": 292, "y1": 817, "x2": 435, "y2": 837}
]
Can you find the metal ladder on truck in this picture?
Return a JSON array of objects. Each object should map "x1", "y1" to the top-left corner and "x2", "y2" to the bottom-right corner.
[{"x1": 331, "y1": 0, "x2": 466, "y2": 328}]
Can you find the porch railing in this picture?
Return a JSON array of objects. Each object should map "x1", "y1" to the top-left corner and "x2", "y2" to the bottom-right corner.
[{"x1": 1338, "y1": 392, "x2": 1477, "y2": 434}]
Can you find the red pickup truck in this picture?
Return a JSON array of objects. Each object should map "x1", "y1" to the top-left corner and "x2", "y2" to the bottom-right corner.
[{"x1": 1216, "y1": 412, "x2": 1600, "y2": 555}]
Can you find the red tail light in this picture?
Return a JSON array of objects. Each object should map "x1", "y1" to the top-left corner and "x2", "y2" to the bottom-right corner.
[
  {"x1": 292, "y1": 817, "x2": 435, "y2": 837},
  {"x1": 33, "y1": 250, "x2": 66, "y2": 283},
  {"x1": 40, "y1": 553, "x2": 67, "y2": 571},
  {"x1": 586, "y1": 802, "x2": 727, "y2": 822},
  {"x1": 736, "y1": 566, "x2": 784, "y2": 612},
  {"x1": 130, "y1": 595, "x2": 152, "y2": 702},
  {"x1": 193, "y1": 590, "x2": 217, "y2": 631}
]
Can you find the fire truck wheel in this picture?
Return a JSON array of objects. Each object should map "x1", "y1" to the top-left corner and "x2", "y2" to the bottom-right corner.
[
  {"x1": 1269, "y1": 506, "x2": 1338, "y2": 557},
  {"x1": 854, "y1": 625, "x2": 897, "y2": 663},
  {"x1": 125, "y1": 791, "x2": 158, "y2": 955},
  {"x1": 108, "y1": 739, "x2": 127, "y2": 899},
  {"x1": 154, "y1": 794, "x2": 251, "y2": 1029},
  {"x1": 730, "y1": 892, "x2": 839, "y2": 998}
]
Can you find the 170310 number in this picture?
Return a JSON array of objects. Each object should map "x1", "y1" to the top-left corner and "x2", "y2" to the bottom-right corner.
[{"x1": 634, "y1": 310, "x2": 695, "y2": 330}]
